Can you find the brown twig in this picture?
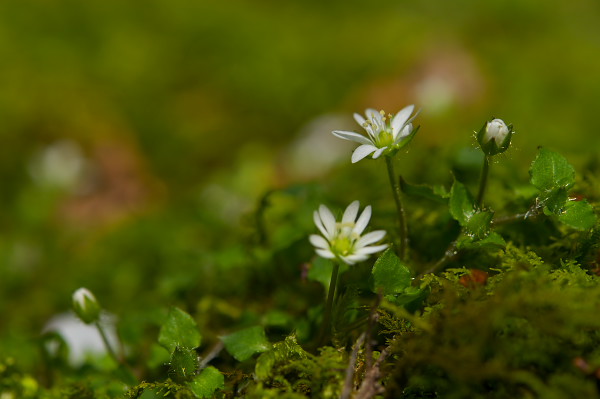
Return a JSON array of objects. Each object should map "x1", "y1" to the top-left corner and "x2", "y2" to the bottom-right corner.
[
  {"x1": 355, "y1": 347, "x2": 389, "y2": 399},
  {"x1": 198, "y1": 341, "x2": 224, "y2": 371},
  {"x1": 341, "y1": 333, "x2": 366, "y2": 399},
  {"x1": 364, "y1": 293, "x2": 382, "y2": 371}
]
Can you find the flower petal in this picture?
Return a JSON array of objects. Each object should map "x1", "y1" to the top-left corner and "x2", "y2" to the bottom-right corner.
[
  {"x1": 365, "y1": 108, "x2": 384, "y2": 130},
  {"x1": 309, "y1": 234, "x2": 330, "y2": 249},
  {"x1": 354, "y1": 112, "x2": 376, "y2": 138},
  {"x1": 351, "y1": 144, "x2": 378, "y2": 163},
  {"x1": 332, "y1": 130, "x2": 373, "y2": 145},
  {"x1": 316, "y1": 249, "x2": 336, "y2": 259},
  {"x1": 318, "y1": 205, "x2": 336, "y2": 238},
  {"x1": 313, "y1": 210, "x2": 329, "y2": 238},
  {"x1": 372, "y1": 146, "x2": 387, "y2": 159},
  {"x1": 353, "y1": 113, "x2": 366, "y2": 127},
  {"x1": 341, "y1": 254, "x2": 368, "y2": 264},
  {"x1": 406, "y1": 108, "x2": 421, "y2": 126},
  {"x1": 356, "y1": 230, "x2": 386, "y2": 247},
  {"x1": 391, "y1": 104, "x2": 414, "y2": 137},
  {"x1": 393, "y1": 124, "x2": 412, "y2": 143},
  {"x1": 342, "y1": 200, "x2": 360, "y2": 224},
  {"x1": 354, "y1": 205, "x2": 372, "y2": 235},
  {"x1": 356, "y1": 243, "x2": 389, "y2": 255}
]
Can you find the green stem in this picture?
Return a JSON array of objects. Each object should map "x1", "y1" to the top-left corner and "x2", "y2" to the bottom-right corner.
[
  {"x1": 95, "y1": 321, "x2": 138, "y2": 385},
  {"x1": 476, "y1": 155, "x2": 490, "y2": 207},
  {"x1": 421, "y1": 240, "x2": 461, "y2": 276},
  {"x1": 385, "y1": 156, "x2": 408, "y2": 260},
  {"x1": 492, "y1": 202, "x2": 543, "y2": 226},
  {"x1": 318, "y1": 261, "x2": 341, "y2": 346},
  {"x1": 95, "y1": 321, "x2": 121, "y2": 365}
]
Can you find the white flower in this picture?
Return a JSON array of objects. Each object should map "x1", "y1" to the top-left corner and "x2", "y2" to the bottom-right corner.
[
  {"x1": 484, "y1": 119, "x2": 509, "y2": 144},
  {"x1": 310, "y1": 201, "x2": 388, "y2": 265},
  {"x1": 43, "y1": 312, "x2": 119, "y2": 366},
  {"x1": 332, "y1": 105, "x2": 419, "y2": 163}
]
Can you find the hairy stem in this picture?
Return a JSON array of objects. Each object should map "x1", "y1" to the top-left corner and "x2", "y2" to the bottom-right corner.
[
  {"x1": 492, "y1": 203, "x2": 542, "y2": 226},
  {"x1": 385, "y1": 156, "x2": 408, "y2": 260},
  {"x1": 476, "y1": 155, "x2": 490, "y2": 207},
  {"x1": 421, "y1": 241, "x2": 461, "y2": 276}
]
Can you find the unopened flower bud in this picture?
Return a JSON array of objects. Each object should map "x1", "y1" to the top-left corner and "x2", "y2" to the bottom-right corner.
[
  {"x1": 477, "y1": 118, "x2": 513, "y2": 156},
  {"x1": 72, "y1": 288, "x2": 101, "y2": 324}
]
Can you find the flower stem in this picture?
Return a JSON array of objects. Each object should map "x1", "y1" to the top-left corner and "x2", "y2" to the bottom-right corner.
[
  {"x1": 95, "y1": 320, "x2": 138, "y2": 385},
  {"x1": 385, "y1": 156, "x2": 408, "y2": 260},
  {"x1": 95, "y1": 321, "x2": 121, "y2": 365},
  {"x1": 476, "y1": 155, "x2": 490, "y2": 208},
  {"x1": 317, "y1": 261, "x2": 341, "y2": 346}
]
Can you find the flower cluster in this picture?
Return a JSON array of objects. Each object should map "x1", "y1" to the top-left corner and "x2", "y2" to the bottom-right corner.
[
  {"x1": 310, "y1": 201, "x2": 387, "y2": 265},
  {"x1": 332, "y1": 105, "x2": 419, "y2": 163}
]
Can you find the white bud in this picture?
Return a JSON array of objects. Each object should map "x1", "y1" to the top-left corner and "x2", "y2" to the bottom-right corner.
[
  {"x1": 72, "y1": 288, "x2": 101, "y2": 324},
  {"x1": 484, "y1": 119, "x2": 509, "y2": 144}
]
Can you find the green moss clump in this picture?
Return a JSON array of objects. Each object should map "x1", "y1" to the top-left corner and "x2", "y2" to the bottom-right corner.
[{"x1": 384, "y1": 246, "x2": 600, "y2": 398}]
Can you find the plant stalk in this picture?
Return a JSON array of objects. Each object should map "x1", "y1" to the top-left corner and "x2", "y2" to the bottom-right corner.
[
  {"x1": 385, "y1": 156, "x2": 408, "y2": 260},
  {"x1": 95, "y1": 321, "x2": 121, "y2": 365},
  {"x1": 96, "y1": 321, "x2": 138, "y2": 385},
  {"x1": 318, "y1": 261, "x2": 341, "y2": 346},
  {"x1": 476, "y1": 155, "x2": 490, "y2": 207}
]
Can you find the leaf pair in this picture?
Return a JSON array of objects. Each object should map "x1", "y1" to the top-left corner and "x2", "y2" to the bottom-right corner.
[{"x1": 530, "y1": 148, "x2": 596, "y2": 230}]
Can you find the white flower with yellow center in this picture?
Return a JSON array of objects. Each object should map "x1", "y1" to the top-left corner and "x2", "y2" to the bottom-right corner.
[
  {"x1": 332, "y1": 105, "x2": 419, "y2": 163},
  {"x1": 310, "y1": 201, "x2": 387, "y2": 265}
]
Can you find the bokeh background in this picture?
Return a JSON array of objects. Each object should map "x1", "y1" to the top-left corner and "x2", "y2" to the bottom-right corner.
[{"x1": 2, "y1": 0, "x2": 600, "y2": 369}]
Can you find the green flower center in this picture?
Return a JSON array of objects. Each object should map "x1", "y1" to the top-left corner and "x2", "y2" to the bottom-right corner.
[
  {"x1": 331, "y1": 236, "x2": 354, "y2": 256},
  {"x1": 330, "y1": 222, "x2": 358, "y2": 257},
  {"x1": 376, "y1": 129, "x2": 394, "y2": 148}
]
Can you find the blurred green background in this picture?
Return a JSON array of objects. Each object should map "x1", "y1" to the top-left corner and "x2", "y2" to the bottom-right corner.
[{"x1": 1, "y1": 0, "x2": 600, "y2": 368}]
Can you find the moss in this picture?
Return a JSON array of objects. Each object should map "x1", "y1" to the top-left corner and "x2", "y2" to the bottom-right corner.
[{"x1": 384, "y1": 251, "x2": 600, "y2": 398}]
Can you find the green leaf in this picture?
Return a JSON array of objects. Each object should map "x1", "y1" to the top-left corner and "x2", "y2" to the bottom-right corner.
[
  {"x1": 399, "y1": 177, "x2": 449, "y2": 204},
  {"x1": 187, "y1": 366, "x2": 224, "y2": 399},
  {"x1": 169, "y1": 346, "x2": 199, "y2": 383},
  {"x1": 530, "y1": 148, "x2": 575, "y2": 191},
  {"x1": 558, "y1": 200, "x2": 597, "y2": 230},
  {"x1": 158, "y1": 307, "x2": 202, "y2": 353},
  {"x1": 384, "y1": 286, "x2": 427, "y2": 307},
  {"x1": 448, "y1": 179, "x2": 492, "y2": 237},
  {"x1": 465, "y1": 211, "x2": 493, "y2": 239},
  {"x1": 371, "y1": 249, "x2": 412, "y2": 295},
  {"x1": 457, "y1": 232, "x2": 506, "y2": 250},
  {"x1": 541, "y1": 188, "x2": 569, "y2": 215},
  {"x1": 449, "y1": 180, "x2": 476, "y2": 226},
  {"x1": 221, "y1": 326, "x2": 271, "y2": 362},
  {"x1": 307, "y1": 257, "x2": 348, "y2": 291}
]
